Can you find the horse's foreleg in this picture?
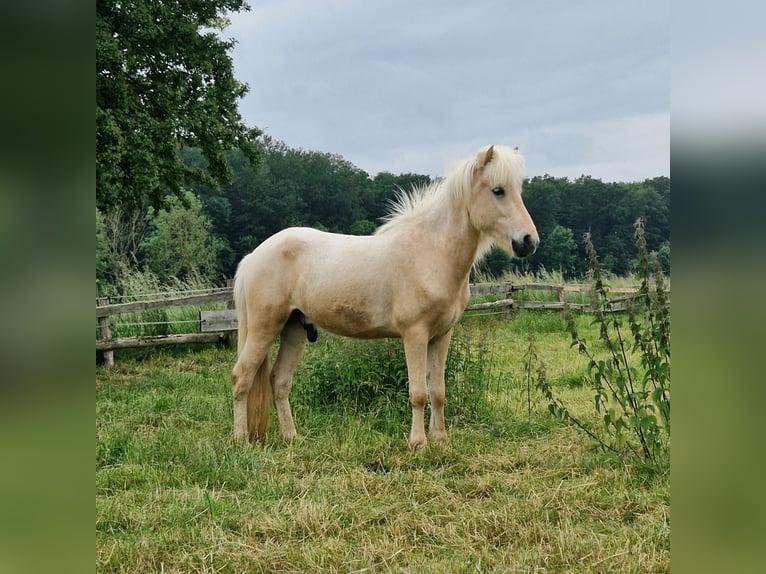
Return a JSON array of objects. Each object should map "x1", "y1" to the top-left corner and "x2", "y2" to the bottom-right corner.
[
  {"x1": 427, "y1": 329, "x2": 453, "y2": 443},
  {"x1": 271, "y1": 321, "x2": 307, "y2": 440},
  {"x1": 403, "y1": 329, "x2": 429, "y2": 449}
]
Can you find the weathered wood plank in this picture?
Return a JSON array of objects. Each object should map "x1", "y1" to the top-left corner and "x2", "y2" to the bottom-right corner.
[
  {"x1": 200, "y1": 309, "x2": 238, "y2": 332},
  {"x1": 465, "y1": 298, "x2": 515, "y2": 311},
  {"x1": 521, "y1": 283, "x2": 561, "y2": 291},
  {"x1": 97, "y1": 297, "x2": 114, "y2": 366},
  {"x1": 470, "y1": 282, "x2": 518, "y2": 296},
  {"x1": 514, "y1": 301, "x2": 589, "y2": 310},
  {"x1": 96, "y1": 333, "x2": 224, "y2": 351},
  {"x1": 96, "y1": 290, "x2": 233, "y2": 318}
]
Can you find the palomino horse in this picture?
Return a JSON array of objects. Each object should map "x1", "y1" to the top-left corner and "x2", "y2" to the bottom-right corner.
[{"x1": 230, "y1": 145, "x2": 539, "y2": 448}]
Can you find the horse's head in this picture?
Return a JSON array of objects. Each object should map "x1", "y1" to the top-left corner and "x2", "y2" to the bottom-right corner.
[{"x1": 467, "y1": 145, "x2": 539, "y2": 258}]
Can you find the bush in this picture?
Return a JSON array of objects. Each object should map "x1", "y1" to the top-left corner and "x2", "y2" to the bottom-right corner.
[
  {"x1": 535, "y1": 219, "x2": 670, "y2": 470},
  {"x1": 293, "y1": 328, "x2": 497, "y2": 433},
  {"x1": 141, "y1": 192, "x2": 225, "y2": 283}
]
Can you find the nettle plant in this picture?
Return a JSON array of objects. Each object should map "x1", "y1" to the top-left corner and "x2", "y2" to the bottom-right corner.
[{"x1": 537, "y1": 219, "x2": 670, "y2": 469}]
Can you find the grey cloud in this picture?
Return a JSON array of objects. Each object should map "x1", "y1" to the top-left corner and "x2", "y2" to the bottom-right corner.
[{"x1": 228, "y1": 0, "x2": 669, "y2": 180}]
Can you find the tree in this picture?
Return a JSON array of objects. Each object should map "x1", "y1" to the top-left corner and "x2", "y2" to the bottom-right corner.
[
  {"x1": 140, "y1": 192, "x2": 225, "y2": 283},
  {"x1": 656, "y1": 241, "x2": 670, "y2": 275},
  {"x1": 96, "y1": 205, "x2": 151, "y2": 291},
  {"x1": 349, "y1": 220, "x2": 376, "y2": 235},
  {"x1": 97, "y1": 0, "x2": 260, "y2": 212},
  {"x1": 537, "y1": 224, "x2": 580, "y2": 278},
  {"x1": 475, "y1": 246, "x2": 514, "y2": 279}
]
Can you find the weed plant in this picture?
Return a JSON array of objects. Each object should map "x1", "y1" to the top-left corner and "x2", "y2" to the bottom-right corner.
[{"x1": 535, "y1": 219, "x2": 670, "y2": 471}]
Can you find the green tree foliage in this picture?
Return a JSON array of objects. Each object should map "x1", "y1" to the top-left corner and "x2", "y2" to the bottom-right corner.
[
  {"x1": 97, "y1": 131, "x2": 669, "y2": 292},
  {"x1": 523, "y1": 175, "x2": 670, "y2": 277},
  {"x1": 656, "y1": 241, "x2": 670, "y2": 275},
  {"x1": 96, "y1": 193, "x2": 223, "y2": 294},
  {"x1": 96, "y1": 206, "x2": 151, "y2": 291},
  {"x1": 140, "y1": 192, "x2": 224, "y2": 283},
  {"x1": 192, "y1": 138, "x2": 432, "y2": 276},
  {"x1": 186, "y1": 140, "x2": 669, "y2": 280},
  {"x1": 475, "y1": 247, "x2": 513, "y2": 279},
  {"x1": 537, "y1": 224, "x2": 579, "y2": 278},
  {"x1": 96, "y1": 208, "x2": 110, "y2": 282},
  {"x1": 96, "y1": 0, "x2": 260, "y2": 212}
]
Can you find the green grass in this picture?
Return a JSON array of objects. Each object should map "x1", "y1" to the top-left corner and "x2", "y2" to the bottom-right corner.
[{"x1": 96, "y1": 313, "x2": 669, "y2": 573}]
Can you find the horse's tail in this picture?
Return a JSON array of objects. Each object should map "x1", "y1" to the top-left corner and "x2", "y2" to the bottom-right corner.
[
  {"x1": 247, "y1": 357, "x2": 271, "y2": 442},
  {"x1": 233, "y1": 264, "x2": 248, "y2": 355},
  {"x1": 234, "y1": 260, "x2": 272, "y2": 442}
]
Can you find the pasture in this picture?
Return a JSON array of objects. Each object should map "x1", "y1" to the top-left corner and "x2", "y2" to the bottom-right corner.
[{"x1": 96, "y1": 311, "x2": 669, "y2": 573}]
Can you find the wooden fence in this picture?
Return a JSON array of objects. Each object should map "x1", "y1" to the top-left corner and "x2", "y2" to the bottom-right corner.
[{"x1": 96, "y1": 281, "x2": 643, "y2": 365}]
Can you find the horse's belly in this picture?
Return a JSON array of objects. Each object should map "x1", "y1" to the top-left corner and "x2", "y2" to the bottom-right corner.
[
  {"x1": 307, "y1": 301, "x2": 399, "y2": 339},
  {"x1": 323, "y1": 323, "x2": 400, "y2": 339}
]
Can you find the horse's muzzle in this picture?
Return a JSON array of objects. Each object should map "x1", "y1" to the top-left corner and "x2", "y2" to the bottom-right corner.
[{"x1": 512, "y1": 234, "x2": 539, "y2": 258}]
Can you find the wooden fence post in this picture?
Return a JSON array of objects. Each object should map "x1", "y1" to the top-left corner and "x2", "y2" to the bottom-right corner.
[
  {"x1": 225, "y1": 279, "x2": 237, "y2": 350},
  {"x1": 97, "y1": 297, "x2": 114, "y2": 366}
]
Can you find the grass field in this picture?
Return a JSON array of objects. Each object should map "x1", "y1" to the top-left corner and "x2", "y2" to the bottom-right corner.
[{"x1": 96, "y1": 311, "x2": 669, "y2": 573}]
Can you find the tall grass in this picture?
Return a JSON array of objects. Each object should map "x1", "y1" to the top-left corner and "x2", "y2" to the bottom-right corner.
[
  {"x1": 97, "y1": 311, "x2": 670, "y2": 573},
  {"x1": 96, "y1": 269, "x2": 226, "y2": 340},
  {"x1": 292, "y1": 326, "x2": 500, "y2": 436}
]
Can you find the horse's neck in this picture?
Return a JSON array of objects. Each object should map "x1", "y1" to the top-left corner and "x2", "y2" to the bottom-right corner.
[{"x1": 417, "y1": 197, "x2": 482, "y2": 288}]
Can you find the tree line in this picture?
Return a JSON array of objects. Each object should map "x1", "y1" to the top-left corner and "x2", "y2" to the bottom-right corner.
[
  {"x1": 96, "y1": 136, "x2": 669, "y2": 294},
  {"x1": 97, "y1": 0, "x2": 668, "y2": 295}
]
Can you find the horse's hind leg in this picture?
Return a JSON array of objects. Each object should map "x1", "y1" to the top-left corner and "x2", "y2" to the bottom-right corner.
[
  {"x1": 271, "y1": 319, "x2": 307, "y2": 440},
  {"x1": 231, "y1": 335, "x2": 274, "y2": 442},
  {"x1": 232, "y1": 307, "x2": 286, "y2": 442},
  {"x1": 427, "y1": 329, "x2": 453, "y2": 443}
]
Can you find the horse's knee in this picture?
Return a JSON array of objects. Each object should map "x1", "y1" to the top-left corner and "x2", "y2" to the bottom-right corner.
[
  {"x1": 409, "y1": 388, "x2": 428, "y2": 408},
  {"x1": 231, "y1": 365, "x2": 252, "y2": 400},
  {"x1": 430, "y1": 379, "x2": 445, "y2": 404}
]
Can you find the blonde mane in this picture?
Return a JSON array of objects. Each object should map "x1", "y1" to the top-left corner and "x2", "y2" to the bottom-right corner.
[{"x1": 375, "y1": 145, "x2": 525, "y2": 235}]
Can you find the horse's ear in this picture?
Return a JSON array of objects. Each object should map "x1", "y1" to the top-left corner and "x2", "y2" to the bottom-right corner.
[
  {"x1": 472, "y1": 145, "x2": 495, "y2": 181},
  {"x1": 482, "y1": 145, "x2": 495, "y2": 167}
]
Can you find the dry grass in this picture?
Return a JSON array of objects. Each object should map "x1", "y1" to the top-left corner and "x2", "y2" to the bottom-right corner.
[{"x1": 96, "y1": 312, "x2": 669, "y2": 573}]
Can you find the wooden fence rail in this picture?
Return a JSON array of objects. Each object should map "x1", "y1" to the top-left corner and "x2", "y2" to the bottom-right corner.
[
  {"x1": 96, "y1": 290, "x2": 232, "y2": 318},
  {"x1": 96, "y1": 281, "x2": 646, "y2": 363}
]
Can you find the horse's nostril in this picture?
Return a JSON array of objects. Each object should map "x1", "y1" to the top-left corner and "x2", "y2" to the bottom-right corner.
[{"x1": 512, "y1": 234, "x2": 538, "y2": 257}]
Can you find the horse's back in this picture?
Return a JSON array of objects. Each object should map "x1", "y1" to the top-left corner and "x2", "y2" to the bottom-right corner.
[
  {"x1": 238, "y1": 226, "x2": 387, "y2": 297},
  {"x1": 237, "y1": 227, "x2": 406, "y2": 336}
]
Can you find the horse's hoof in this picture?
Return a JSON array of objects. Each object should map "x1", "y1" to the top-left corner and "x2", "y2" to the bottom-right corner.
[
  {"x1": 231, "y1": 433, "x2": 249, "y2": 444},
  {"x1": 430, "y1": 430, "x2": 448, "y2": 443},
  {"x1": 408, "y1": 436, "x2": 427, "y2": 450}
]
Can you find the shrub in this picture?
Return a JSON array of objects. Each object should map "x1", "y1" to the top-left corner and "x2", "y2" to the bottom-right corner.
[
  {"x1": 293, "y1": 328, "x2": 497, "y2": 432},
  {"x1": 535, "y1": 219, "x2": 670, "y2": 470}
]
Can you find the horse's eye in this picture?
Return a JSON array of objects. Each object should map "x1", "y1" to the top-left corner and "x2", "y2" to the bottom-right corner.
[{"x1": 492, "y1": 186, "x2": 505, "y2": 197}]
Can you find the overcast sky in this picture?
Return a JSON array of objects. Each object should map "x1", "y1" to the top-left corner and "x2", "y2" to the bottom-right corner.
[{"x1": 227, "y1": 0, "x2": 669, "y2": 182}]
